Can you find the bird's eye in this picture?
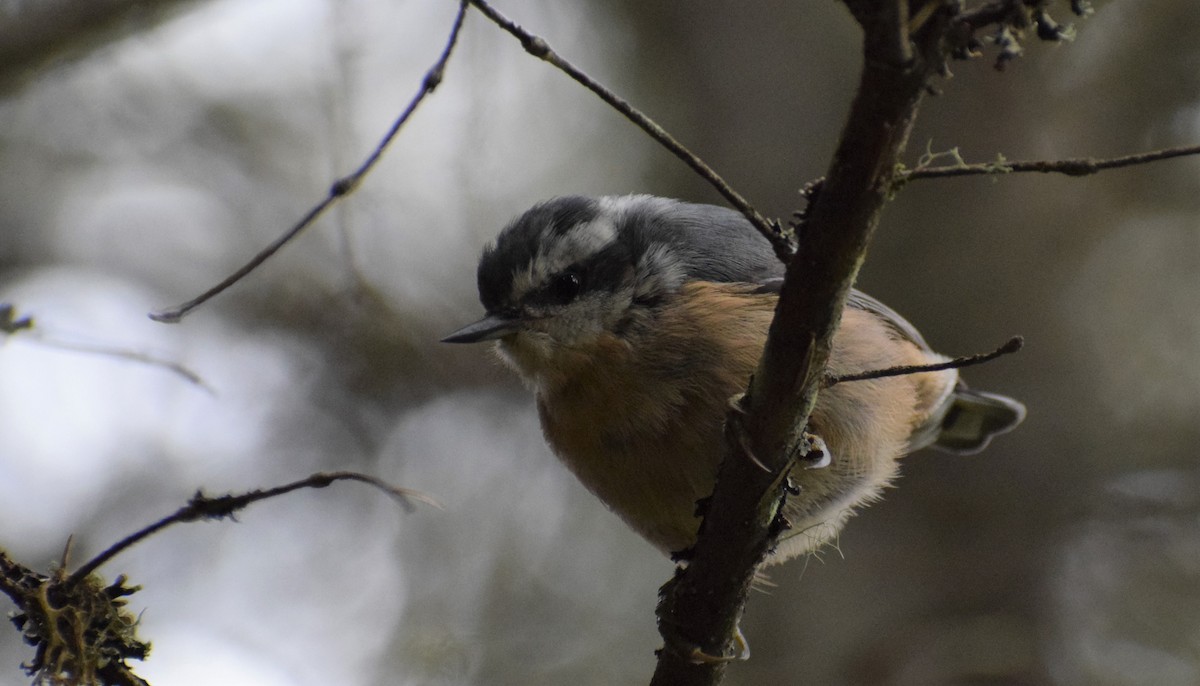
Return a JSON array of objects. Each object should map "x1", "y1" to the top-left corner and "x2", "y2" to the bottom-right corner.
[{"x1": 548, "y1": 271, "x2": 582, "y2": 304}]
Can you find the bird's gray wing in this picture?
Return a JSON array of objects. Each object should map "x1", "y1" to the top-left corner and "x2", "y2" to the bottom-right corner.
[
  {"x1": 622, "y1": 198, "x2": 933, "y2": 349},
  {"x1": 626, "y1": 199, "x2": 785, "y2": 285}
]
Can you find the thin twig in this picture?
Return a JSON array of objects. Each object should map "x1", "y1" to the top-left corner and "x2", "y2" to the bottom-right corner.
[
  {"x1": 148, "y1": 1, "x2": 470, "y2": 323},
  {"x1": 27, "y1": 334, "x2": 211, "y2": 390},
  {"x1": 902, "y1": 145, "x2": 1200, "y2": 180},
  {"x1": 66, "y1": 471, "x2": 440, "y2": 588},
  {"x1": 824, "y1": 335, "x2": 1023, "y2": 387},
  {"x1": 3, "y1": 303, "x2": 210, "y2": 389},
  {"x1": 466, "y1": 0, "x2": 791, "y2": 262}
]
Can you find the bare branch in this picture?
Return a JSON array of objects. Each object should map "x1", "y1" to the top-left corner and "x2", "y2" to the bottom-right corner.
[
  {"x1": 4, "y1": 471, "x2": 433, "y2": 685},
  {"x1": 66, "y1": 471, "x2": 440, "y2": 588},
  {"x1": 650, "y1": 2, "x2": 950, "y2": 681},
  {"x1": 901, "y1": 144, "x2": 1200, "y2": 180},
  {"x1": 824, "y1": 335, "x2": 1023, "y2": 387},
  {"x1": 466, "y1": 0, "x2": 791, "y2": 262},
  {"x1": 148, "y1": 0, "x2": 470, "y2": 323}
]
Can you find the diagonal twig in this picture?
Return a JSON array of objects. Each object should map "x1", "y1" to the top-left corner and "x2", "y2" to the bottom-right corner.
[
  {"x1": 26, "y1": 334, "x2": 211, "y2": 390},
  {"x1": 824, "y1": 335, "x2": 1023, "y2": 387},
  {"x1": 149, "y1": 0, "x2": 470, "y2": 323},
  {"x1": 3, "y1": 303, "x2": 209, "y2": 389},
  {"x1": 466, "y1": 0, "x2": 791, "y2": 262}
]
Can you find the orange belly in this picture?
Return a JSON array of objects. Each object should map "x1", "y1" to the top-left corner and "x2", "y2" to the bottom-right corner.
[{"x1": 523, "y1": 282, "x2": 955, "y2": 559}]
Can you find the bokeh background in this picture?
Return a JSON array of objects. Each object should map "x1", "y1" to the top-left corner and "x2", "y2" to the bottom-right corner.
[{"x1": 2, "y1": 1, "x2": 1199, "y2": 684}]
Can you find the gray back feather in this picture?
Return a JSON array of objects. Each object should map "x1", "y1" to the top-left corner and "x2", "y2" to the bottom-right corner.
[{"x1": 616, "y1": 197, "x2": 784, "y2": 285}]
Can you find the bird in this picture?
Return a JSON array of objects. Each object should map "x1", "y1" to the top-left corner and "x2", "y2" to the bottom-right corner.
[{"x1": 443, "y1": 194, "x2": 1025, "y2": 564}]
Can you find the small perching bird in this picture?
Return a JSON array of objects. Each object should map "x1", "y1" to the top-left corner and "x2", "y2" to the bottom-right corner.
[{"x1": 444, "y1": 195, "x2": 1025, "y2": 562}]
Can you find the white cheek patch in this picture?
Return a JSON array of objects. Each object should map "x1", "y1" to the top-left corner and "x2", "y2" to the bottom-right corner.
[{"x1": 510, "y1": 215, "x2": 619, "y2": 300}]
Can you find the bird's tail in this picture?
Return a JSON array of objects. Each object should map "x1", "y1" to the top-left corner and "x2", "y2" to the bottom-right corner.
[{"x1": 934, "y1": 386, "x2": 1027, "y2": 455}]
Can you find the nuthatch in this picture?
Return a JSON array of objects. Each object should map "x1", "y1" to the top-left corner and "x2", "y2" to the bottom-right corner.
[{"x1": 444, "y1": 195, "x2": 1025, "y2": 562}]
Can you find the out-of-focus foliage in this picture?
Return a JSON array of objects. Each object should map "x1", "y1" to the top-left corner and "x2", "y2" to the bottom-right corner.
[{"x1": 1, "y1": 1, "x2": 1198, "y2": 685}]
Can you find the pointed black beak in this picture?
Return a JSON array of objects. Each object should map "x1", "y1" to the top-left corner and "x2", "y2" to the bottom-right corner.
[{"x1": 441, "y1": 314, "x2": 521, "y2": 344}]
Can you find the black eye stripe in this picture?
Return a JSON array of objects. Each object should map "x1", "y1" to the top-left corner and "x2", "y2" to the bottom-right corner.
[
  {"x1": 477, "y1": 196, "x2": 601, "y2": 313},
  {"x1": 575, "y1": 241, "x2": 632, "y2": 292},
  {"x1": 529, "y1": 239, "x2": 633, "y2": 306}
]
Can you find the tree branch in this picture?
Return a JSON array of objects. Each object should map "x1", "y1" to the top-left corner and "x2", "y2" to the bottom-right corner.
[
  {"x1": 647, "y1": 4, "x2": 1117, "y2": 680},
  {"x1": 66, "y1": 471, "x2": 439, "y2": 588},
  {"x1": 650, "y1": 2, "x2": 950, "y2": 682},
  {"x1": 2, "y1": 471, "x2": 434, "y2": 685}
]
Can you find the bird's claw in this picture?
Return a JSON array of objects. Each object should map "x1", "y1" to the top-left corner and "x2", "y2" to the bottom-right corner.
[{"x1": 685, "y1": 626, "x2": 751, "y2": 664}]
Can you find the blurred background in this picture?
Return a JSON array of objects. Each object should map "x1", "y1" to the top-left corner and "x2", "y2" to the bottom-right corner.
[{"x1": 2, "y1": 0, "x2": 1199, "y2": 684}]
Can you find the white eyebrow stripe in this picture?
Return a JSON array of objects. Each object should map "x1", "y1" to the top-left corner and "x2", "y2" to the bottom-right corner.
[{"x1": 511, "y1": 215, "x2": 619, "y2": 299}]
